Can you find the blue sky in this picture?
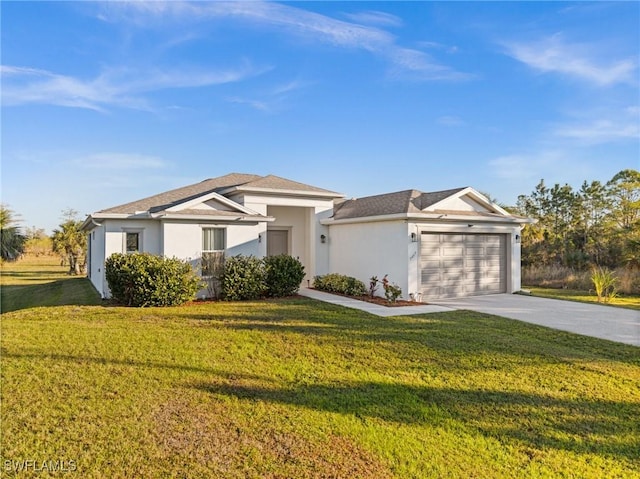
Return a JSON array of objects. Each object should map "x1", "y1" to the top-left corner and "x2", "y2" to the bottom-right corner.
[{"x1": 2, "y1": 1, "x2": 639, "y2": 233}]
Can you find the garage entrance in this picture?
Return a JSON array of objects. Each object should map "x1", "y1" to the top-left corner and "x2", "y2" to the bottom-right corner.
[{"x1": 420, "y1": 233, "x2": 506, "y2": 299}]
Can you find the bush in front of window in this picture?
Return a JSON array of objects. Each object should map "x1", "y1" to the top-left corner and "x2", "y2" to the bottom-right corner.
[
  {"x1": 263, "y1": 254, "x2": 305, "y2": 297},
  {"x1": 220, "y1": 255, "x2": 267, "y2": 301},
  {"x1": 105, "y1": 253, "x2": 202, "y2": 307}
]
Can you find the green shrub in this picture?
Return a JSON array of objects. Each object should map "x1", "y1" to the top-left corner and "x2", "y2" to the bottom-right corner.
[
  {"x1": 382, "y1": 274, "x2": 402, "y2": 302},
  {"x1": 105, "y1": 253, "x2": 202, "y2": 307},
  {"x1": 263, "y1": 254, "x2": 305, "y2": 297},
  {"x1": 220, "y1": 255, "x2": 266, "y2": 301},
  {"x1": 313, "y1": 273, "x2": 366, "y2": 296}
]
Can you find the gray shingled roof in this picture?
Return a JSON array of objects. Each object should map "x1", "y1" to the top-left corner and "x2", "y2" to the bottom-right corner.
[
  {"x1": 230, "y1": 174, "x2": 341, "y2": 194},
  {"x1": 99, "y1": 173, "x2": 341, "y2": 215},
  {"x1": 332, "y1": 187, "x2": 467, "y2": 220}
]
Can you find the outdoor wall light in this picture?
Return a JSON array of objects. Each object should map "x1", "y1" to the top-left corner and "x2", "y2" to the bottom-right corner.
[
  {"x1": 258, "y1": 234, "x2": 262, "y2": 243},
  {"x1": 515, "y1": 234, "x2": 521, "y2": 243},
  {"x1": 320, "y1": 234, "x2": 327, "y2": 244},
  {"x1": 410, "y1": 232, "x2": 417, "y2": 242}
]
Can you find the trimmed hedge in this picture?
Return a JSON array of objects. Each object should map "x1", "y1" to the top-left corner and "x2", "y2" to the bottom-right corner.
[
  {"x1": 220, "y1": 255, "x2": 266, "y2": 301},
  {"x1": 313, "y1": 273, "x2": 367, "y2": 296},
  {"x1": 263, "y1": 254, "x2": 306, "y2": 297},
  {"x1": 105, "y1": 253, "x2": 202, "y2": 307},
  {"x1": 220, "y1": 254, "x2": 305, "y2": 301}
]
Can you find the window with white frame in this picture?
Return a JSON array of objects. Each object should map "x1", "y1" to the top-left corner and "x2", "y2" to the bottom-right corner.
[{"x1": 202, "y1": 227, "x2": 225, "y2": 276}]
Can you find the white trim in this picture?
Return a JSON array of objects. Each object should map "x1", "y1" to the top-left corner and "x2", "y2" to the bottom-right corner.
[
  {"x1": 154, "y1": 213, "x2": 274, "y2": 222},
  {"x1": 322, "y1": 212, "x2": 532, "y2": 226},
  {"x1": 425, "y1": 187, "x2": 511, "y2": 216},
  {"x1": 165, "y1": 191, "x2": 261, "y2": 215}
]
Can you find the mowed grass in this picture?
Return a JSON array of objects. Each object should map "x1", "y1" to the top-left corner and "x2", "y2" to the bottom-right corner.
[
  {"x1": 1, "y1": 256, "x2": 101, "y2": 313},
  {"x1": 525, "y1": 286, "x2": 640, "y2": 311},
  {"x1": 1, "y1": 259, "x2": 639, "y2": 478}
]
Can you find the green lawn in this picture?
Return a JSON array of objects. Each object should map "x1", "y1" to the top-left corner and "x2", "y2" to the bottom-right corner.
[
  {"x1": 1, "y1": 256, "x2": 101, "y2": 313},
  {"x1": 1, "y1": 258, "x2": 639, "y2": 478},
  {"x1": 525, "y1": 286, "x2": 640, "y2": 311}
]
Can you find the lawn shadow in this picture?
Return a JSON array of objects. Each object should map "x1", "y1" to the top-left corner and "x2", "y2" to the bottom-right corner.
[
  {"x1": 194, "y1": 379, "x2": 640, "y2": 462},
  {"x1": 175, "y1": 298, "x2": 640, "y2": 367},
  {"x1": 0, "y1": 277, "x2": 101, "y2": 313},
  {"x1": 2, "y1": 350, "x2": 264, "y2": 381}
]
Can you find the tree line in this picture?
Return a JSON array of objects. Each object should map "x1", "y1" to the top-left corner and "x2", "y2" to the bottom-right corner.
[{"x1": 514, "y1": 169, "x2": 639, "y2": 269}]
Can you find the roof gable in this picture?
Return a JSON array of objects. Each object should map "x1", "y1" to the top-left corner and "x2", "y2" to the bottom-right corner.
[
  {"x1": 165, "y1": 190, "x2": 260, "y2": 216},
  {"x1": 96, "y1": 172, "x2": 340, "y2": 215},
  {"x1": 99, "y1": 173, "x2": 263, "y2": 215},
  {"x1": 331, "y1": 186, "x2": 514, "y2": 221},
  {"x1": 220, "y1": 174, "x2": 344, "y2": 198}
]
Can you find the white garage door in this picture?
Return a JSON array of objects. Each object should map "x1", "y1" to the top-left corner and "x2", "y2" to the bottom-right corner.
[{"x1": 420, "y1": 233, "x2": 506, "y2": 299}]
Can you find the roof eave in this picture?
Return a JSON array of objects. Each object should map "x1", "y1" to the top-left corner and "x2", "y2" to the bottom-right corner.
[
  {"x1": 154, "y1": 213, "x2": 275, "y2": 223},
  {"x1": 322, "y1": 212, "x2": 534, "y2": 226}
]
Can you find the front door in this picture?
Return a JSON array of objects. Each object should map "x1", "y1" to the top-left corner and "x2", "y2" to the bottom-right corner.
[{"x1": 267, "y1": 230, "x2": 289, "y2": 256}]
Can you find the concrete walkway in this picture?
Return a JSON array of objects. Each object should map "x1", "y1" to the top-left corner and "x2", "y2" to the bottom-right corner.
[
  {"x1": 299, "y1": 288, "x2": 639, "y2": 346},
  {"x1": 433, "y1": 294, "x2": 640, "y2": 347},
  {"x1": 298, "y1": 288, "x2": 453, "y2": 317}
]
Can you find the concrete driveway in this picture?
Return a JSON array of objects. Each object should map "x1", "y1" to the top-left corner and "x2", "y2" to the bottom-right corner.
[{"x1": 433, "y1": 294, "x2": 640, "y2": 347}]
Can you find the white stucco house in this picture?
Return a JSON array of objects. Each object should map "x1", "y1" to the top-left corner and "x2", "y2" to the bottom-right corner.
[{"x1": 82, "y1": 172, "x2": 532, "y2": 301}]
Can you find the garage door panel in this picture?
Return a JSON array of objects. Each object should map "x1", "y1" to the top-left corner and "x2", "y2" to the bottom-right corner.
[
  {"x1": 443, "y1": 258, "x2": 463, "y2": 268},
  {"x1": 465, "y1": 247, "x2": 484, "y2": 257},
  {"x1": 420, "y1": 233, "x2": 506, "y2": 300}
]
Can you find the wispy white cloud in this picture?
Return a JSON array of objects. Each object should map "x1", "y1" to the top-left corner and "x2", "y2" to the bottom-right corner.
[
  {"x1": 551, "y1": 106, "x2": 640, "y2": 145},
  {"x1": 488, "y1": 151, "x2": 565, "y2": 181},
  {"x1": 100, "y1": 1, "x2": 470, "y2": 82},
  {"x1": 419, "y1": 41, "x2": 459, "y2": 54},
  {"x1": 72, "y1": 153, "x2": 170, "y2": 170},
  {"x1": 227, "y1": 78, "x2": 310, "y2": 113},
  {"x1": 503, "y1": 33, "x2": 637, "y2": 86},
  {"x1": 1, "y1": 62, "x2": 266, "y2": 111},
  {"x1": 437, "y1": 115, "x2": 465, "y2": 127},
  {"x1": 342, "y1": 10, "x2": 403, "y2": 28},
  {"x1": 554, "y1": 119, "x2": 639, "y2": 144}
]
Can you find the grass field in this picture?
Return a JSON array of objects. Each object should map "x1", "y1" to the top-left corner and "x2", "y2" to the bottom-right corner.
[
  {"x1": 525, "y1": 286, "x2": 640, "y2": 311},
  {"x1": 1, "y1": 256, "x2": 101, "y2": 313},
  {"x1": 2, "y1": 257, "x2": 639, "y2": 478}
]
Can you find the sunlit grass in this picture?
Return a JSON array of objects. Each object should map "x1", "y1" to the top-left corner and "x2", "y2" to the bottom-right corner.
[
  {"x1": 0, "y1": 256, "x2": 101, "y2": 313},
  {"x1": 525, "y1": 286, "x2": 640, "y2": 311},
  {"x1": 2, "y1": 301, "x2": 639, "y2": 478},
  {"x1": 1, "y1": 258, "x2": 639, "y2": 478}
]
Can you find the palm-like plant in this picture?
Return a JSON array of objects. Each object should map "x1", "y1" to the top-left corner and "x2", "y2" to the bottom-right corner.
[
  {"x1": 591, "y1": 266, "x2": 618, "y2": 303},
  {"x1": 52, "y1": 214, "x2": 87, "y2": 275},
  {"x1": 0, "y1": 204, "x2": 26, "y2": 261}
]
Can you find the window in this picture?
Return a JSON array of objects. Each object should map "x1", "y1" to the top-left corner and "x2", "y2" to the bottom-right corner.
[
  {"x1": 126, "y1": 232, "x2": 140, "y2": 253},
  {"x1": 202, "y1": 228, "x2": 225, "y2": 276}
]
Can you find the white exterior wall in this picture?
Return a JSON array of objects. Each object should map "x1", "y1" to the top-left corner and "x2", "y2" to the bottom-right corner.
[
  {"x1": 161, "y1": 220, "x2": 263, "y2": 268},
  {"x1": 104, "y1": 219, "x2": 161, "y2": 257},
  {"x1": 87, "y1": 225, "x2": 106, "y2": 297},
  {"x1": 327, "y1": 220, "x2": 410, "y2": 299},
  {"x1": 412, "y1": 221, "x2": 523, "y2": 294},
  {"x1": 314, "y1": 207, "x2": 332, "y2": 277},
  {"x1": 235, "y1": 193, "x2": 335, "y2": 283},
  {"x1": 86, "y1": 219, "x2": 161, "y2": 298}
]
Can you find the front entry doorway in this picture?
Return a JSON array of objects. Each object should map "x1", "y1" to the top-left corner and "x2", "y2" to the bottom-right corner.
[{"x1": 267, "y1": 229, "x2": 289, "y2": 256}]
